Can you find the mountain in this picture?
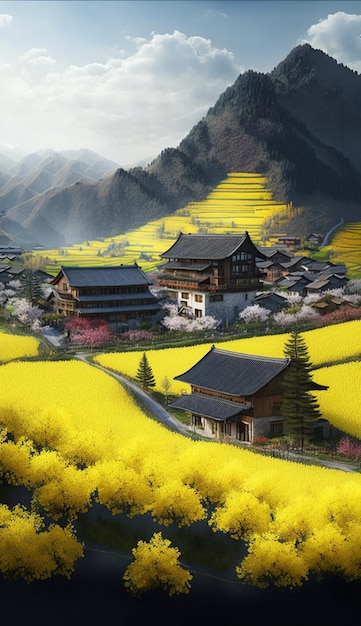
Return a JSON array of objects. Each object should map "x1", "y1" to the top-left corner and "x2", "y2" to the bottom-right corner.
[
  {"x1": 2, "y1": 44, "x2": 361, "y2": 248},
  {"x1": 0, "y1": 149, "x2": 120, "y2": 246}
]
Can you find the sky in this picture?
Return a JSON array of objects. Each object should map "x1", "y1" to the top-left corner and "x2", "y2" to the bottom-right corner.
[{"x1": 1, "y1": 0, "x2": 361, "y2": 167}]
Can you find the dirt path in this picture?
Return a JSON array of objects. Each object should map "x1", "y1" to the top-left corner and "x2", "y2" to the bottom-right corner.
[{"x1": 75, "y1": 352, "x2": 358, "y2": 472}]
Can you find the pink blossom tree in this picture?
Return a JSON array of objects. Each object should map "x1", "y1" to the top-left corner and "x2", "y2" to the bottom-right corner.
[{"x1": 65, "y1": 318, "x2": 112, "y2": 347}]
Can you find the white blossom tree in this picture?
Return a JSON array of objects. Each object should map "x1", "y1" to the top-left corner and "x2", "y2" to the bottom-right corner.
[
  {"x1": 273, "y1": 305, "x2": 321, "y2": 327},
  {"x1": 161, "y1": 303, "x2": 220, "y2": 332},
  {"x1": 6, "y1": 297, "x2": 43, "y2": 331},
  {"x1": 238, "y1": 304, "x2": 271, "y2": 324}
]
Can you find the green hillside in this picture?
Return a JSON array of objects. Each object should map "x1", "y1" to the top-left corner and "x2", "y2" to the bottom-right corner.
[{"x1": 28, "y1": 172, "x2": 290, "y2": 275}]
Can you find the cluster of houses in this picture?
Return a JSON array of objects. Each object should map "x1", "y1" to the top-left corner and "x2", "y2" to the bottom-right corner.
[
  {"x1": 0, "y1": 233, "x2": 349, "y2": 329},
  {"x1": 1, "y1": 233, "x2": 348, "y2": 444}
]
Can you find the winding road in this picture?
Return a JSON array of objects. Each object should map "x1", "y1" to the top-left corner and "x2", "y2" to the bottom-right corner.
[
  {"x1": 75, "y1": 351, "x2": 192, "y2": 437},
  {"x1": 74, "y1": 352, "x2": 358, "y2": 472}
]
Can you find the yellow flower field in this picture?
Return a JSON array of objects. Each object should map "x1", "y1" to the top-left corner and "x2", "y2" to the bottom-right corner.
[
  {"x1": 94, "y1": 319, "x2": 361, "y2": 396},
  {"x1": 1, "y1": 358, "x2": 361, "y2": 589},
  {"x1": 0, "y1": 331, "x2": 40, "y2": 362},
  {"x1": 29, "y1": 172, "x2": 289, "y2": 275},
  {"x1": 323, "y1": 221, "x2": 361, "y2": 275},
  {"x1": 314, "y1": 361, "x2": 361, "y2": 439}
]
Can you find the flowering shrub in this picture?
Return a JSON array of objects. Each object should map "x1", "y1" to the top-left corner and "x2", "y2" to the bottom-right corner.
[
  {"x1": 336, "y1": 437, "x2": 361, "y2": 461},
  {"x1": 123, "y1": 532, "x2": 192, "y2": 596},
  {"x1": 161, "y1": 303, "x2": 220, "y2": 332},
  {"x1": 238, "y1": 305, "x2": 271, "y2": 323},
  {"x1": 118, "y1": 329, "x2": 155, "y2": 342}
]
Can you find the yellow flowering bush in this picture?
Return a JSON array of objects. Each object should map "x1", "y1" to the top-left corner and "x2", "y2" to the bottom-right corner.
[
  {"x1": 123, "y1": 532, "x2": 193, "y2": 596},
  {"x1": 0, "y1": 354, "x2": 361, "y2": 591}
]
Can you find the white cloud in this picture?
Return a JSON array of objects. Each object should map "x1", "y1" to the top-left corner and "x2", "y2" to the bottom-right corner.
[
  {"x1": 303, "y1": 11, "x2": 361, "y2": 72},
  {"x1": 0, "y1": 30, "x2": 241, "y2": 165},
  {"x1": 0, "y1": 13, "x2": 13, "y2": 27},
  {"x1": 20, "y1": 48, "x2": 56, "y2": 66}
]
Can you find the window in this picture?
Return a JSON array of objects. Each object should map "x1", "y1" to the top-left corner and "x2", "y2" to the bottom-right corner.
[
  {"x1": 271, "y1": 400, "x2": 282, "y2": 414},
  {"x1": 232, "y1": 252, "x2": 251, "y2": 262},
  {"x1": 195, "y1": 294, "x2": 203, "y2": 302},
  {"x1": 270, "y1": 421, "x2": 283, "y2": 435},
  {"x1": 181, "y1": 292, "x2": 189, "y2": 299},
  {"x1": 192, "y1": 415, "x2": 203, "y2": 429},
  {"x1": 195, "y1": 309, "x2": 202, "y2": 318},
  {"x1": 209, "y1": 294, "x2": 223, "y2": 302},
  {"x1": 62, "y1": 282, "x2": 68, "y2": 291}
]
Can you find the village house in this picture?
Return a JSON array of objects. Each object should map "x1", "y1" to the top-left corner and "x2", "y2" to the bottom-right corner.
[
  {"x1": 311, "y1": 295, "x2": 355, "y2": 316},
  {"x1": 158, "y1": 232, "x2": 267, "y2": 324},
  {"x1": 0, "y1": 264, "x2": 25, "y2": 285},
  {"x1": 253, "y1": 291, "x2": 288, "y2": 313},
  {"x1": 50, "y1": 264, "x2": 162, "y2": 331},
  {"x1": 170, "y1": 345, "x2": 328, "y2": 443}
]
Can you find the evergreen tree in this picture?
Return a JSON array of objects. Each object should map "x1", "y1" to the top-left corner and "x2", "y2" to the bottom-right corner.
[
  {"x1": 18, "y1": 269, "x2": 44, "y2": 305},
  {"x1": 135, "y1": 352, "x2": 156, "y2": 391},
  {"x1": 281, "y1": 329, "x2": 323, "y2": 451}
]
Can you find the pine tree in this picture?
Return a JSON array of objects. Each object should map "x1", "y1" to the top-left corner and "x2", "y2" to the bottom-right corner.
[
  {"x1": 18, "y1": 269, "x2": 43, "y2": 305},
  {"x1": 281, "y1": 329, "x2": 323, "y2": 451},
  {"x1": 135, "y1": 352, "x2": 156, "y2": 391}
]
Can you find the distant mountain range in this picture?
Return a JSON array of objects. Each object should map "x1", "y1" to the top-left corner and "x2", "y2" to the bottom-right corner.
[{"x1": 1, "y1": 43, "x2": 361, "y2": 249}]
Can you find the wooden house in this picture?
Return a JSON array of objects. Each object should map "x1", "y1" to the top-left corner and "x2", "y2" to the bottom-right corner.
[
  {"x1": 50, "y1": 264, "x2": 162, "y2": 331},
  {"x1": 276, "y1": 235, "x2": 301, "y2": 250},
  {"x1": 253, "y1": 292, "x2": 288, "y2": 313},
  {"x1": 311, "y1": 296, "x2": 355, "y2": 316},
  {"x1": 170, "y1": 346, "x2": 327, "y2": 442},
  {"x1": 158, "y1": 232, "x2": 266, "y2": 324},
  {"x1": 305, "y1": 274, "x2": 348, "y2": 295}
]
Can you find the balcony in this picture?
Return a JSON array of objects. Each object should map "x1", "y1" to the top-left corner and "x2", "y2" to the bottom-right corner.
[{"x1": 158, "y1": 276, "x2": 262, "y2": 292}]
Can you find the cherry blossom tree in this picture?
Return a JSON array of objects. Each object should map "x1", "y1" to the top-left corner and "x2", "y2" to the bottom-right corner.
[
  {"x1": 64, "y1": 318, "x2": 112, "y2": 347},
  {"x1": 238, "y1": 304, "x2": 271, "y2": 324},
  {"x1": 161, "y1": 303, "x2": 220, "y2": 332},
  {"x1": 6, "y1": 297, "x2": 43, "y2": 331},
  {"x1": 0, "y1": 280, "x2": 21, "y2": 306}
]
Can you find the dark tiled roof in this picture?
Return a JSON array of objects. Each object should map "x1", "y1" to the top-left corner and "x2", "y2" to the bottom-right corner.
[
  {"x1": 161, "y1": 232, "x2": 266, "y2": 260},
  {"x1": 52, "y1": 265, "x2": 151, "y2": 287},
  {"x1": 254, "y1": 293, "x2": 287, "y2": 304},
  {"x1": 170, "y1": 392, "x2": 249, "y2": 421},
  {"x1": 174, "y1": 346, "x2": 290, "y2": 396},
  {"x1": 257, "y1": 247, "x2": 292, "y2": 260},
  {"x1": 281, "y1": 256, "x2": 312, "y2": 268},
  {"x1": 318, "y1": 266, "x2": 347, "y2": 278}
]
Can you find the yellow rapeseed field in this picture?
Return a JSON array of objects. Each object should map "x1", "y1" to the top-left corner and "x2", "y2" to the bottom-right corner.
[
  {"x1": 323, "y1": 221, "x2": 361, "y2": 275},
  {"x1": 94, "y1": 319, "x2": 361, "y2": 396},
  {"x1": 1, "y1": 356, "x2": 361, "y2": 589},
  {"x1": 30, "y1": 172, "x2": 289, "y2": 275},
  {"x1": 0, "y1": 331, "x2": 40, "y2": 362}
]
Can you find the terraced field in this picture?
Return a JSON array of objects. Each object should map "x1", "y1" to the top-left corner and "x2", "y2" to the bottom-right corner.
[
  {"x1": 322, "y1": 222, "x2": 361, "y2": 276},
  {"x1": 31, "y1": 172, "x2": 289, "y2": 275}
]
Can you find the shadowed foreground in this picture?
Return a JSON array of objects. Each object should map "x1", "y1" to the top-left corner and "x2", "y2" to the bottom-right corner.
[{"x1": 1, "y1": 545, "x2": 360, "y2": 626}]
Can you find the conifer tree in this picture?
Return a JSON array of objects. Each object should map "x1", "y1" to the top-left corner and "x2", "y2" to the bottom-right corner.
[
  {"x1": 135, "y1": 352, "x2": 156, "y2": 391},
  {"x1": 18, "y1": 268, "x2": 43, "y2": 305},
  {"x1": 281, "y1": 329, "x2": 323, "y2": 451}
]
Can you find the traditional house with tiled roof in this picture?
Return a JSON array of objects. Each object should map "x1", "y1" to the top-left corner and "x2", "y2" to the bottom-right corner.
[
  {"x1": 311, "y1": 296, "x2": 355, "y2": 316},
  {"x1": 254, "y1": 291, "x2": 288, "y2": 313},
  {"x1": 50, "y1": 264, "x2": 161, "y2": 331},
  {"x1": 170, "y1": 346, "x2": 327, "y2": 442},
  {"x1": 305, "y1": 274, "x2": 348, "y2": 295},
  {"x1": 158, "y1": 232, "x2": 266, "y2": 323}
]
